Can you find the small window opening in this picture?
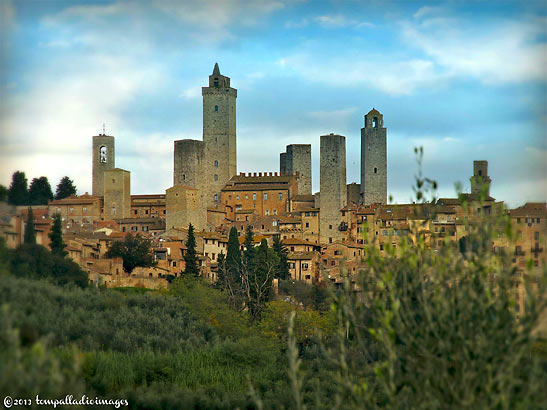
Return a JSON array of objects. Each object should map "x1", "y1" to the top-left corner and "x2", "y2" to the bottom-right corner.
[
  {"x1": 373, "y1": 117, "x2": 378, "y2": 128},
  {"x1": 214, "y1": 160, "x2": 219, "y2": 167},
  {"x1": 215, "y1": 105, "x2": 218, "y2": 112},
  {"x1": 214, "y1": 78, "x2": 219, "y2": 87},
  {"x1": 374, "y1": 167, "x2": 377, "y2": 174},
  {"x1": 478, "y1": 170, "x2": 482, "y2": 176}
]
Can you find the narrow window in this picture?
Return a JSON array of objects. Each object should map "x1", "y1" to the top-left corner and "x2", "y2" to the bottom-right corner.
[
  {"x1": 214, "y1": 160, "x2": 219, "y2": 167},
  {"x1": 264, "y1": 193, "x2": 268, "y2": 200},
  {"x1": 373, "y1": 117, "x2": 378, "y2": 128},
  {"x1": 99, "y1": 145, "x2": 107, "y2": 163},
  {"x1": 279, "y1": 193, "x2": 283, "y2": 200},
  {"x1": 215, "y1": 105, "x2": 219, "y2": 112},
  {"x1": 374, "y1": 167, "x2": 377, "y2": 174},
  {"x1": 478, "y1": 170, "x2": 482, "y2": 176},
  {"x1": 253, "y1": 193, "x2": 257, "y2": 201},
  {"x1": 214, "y1": 174, "x2": 218, "y2": 181},
  {"x1": 213, "y1": 194, "x2": 218, "y2": 202}
]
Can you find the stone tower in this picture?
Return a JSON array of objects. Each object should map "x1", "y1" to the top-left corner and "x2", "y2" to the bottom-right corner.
[
  {"x1": 280, "y1": 144, "x2": 312, "y2": 195},
  {"x1": 470, "y1": 160, "x2": 491, "y2": 197},
  {"x1": 92, "y1": 133, "x2": 115, "y2": 197},
  {"x1": 320, "y1": 133, "x2": 347, "y2": 244},
  {"x1": 361, "y1": 108, "x2": 387, "y2": 205},
  {"x1": 173, "y1": 139, "x2": 205, "y2": 188},
  {"x1": 103, "y1": 168, "x2": 130, "y2": 220},
  {"x1": 202, "y1": 62, "x2": 237, "y2": 205}
]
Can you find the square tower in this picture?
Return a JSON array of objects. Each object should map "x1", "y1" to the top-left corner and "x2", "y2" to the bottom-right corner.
[
  {"x1": 320, "y1": 133, "x2": 347, "y2": 244},
  {"x1": 470, "y1": 160, "x2": 491, "y2": 197},
  {"x1": 202, "y1": 63, "x2": 237, "y2": 205},
  {"x1": 280, "y1": 144, "x2": 312, "y2": 195},
  {"x1": 103, "y1": 168, "x2": 130, "y2": 220},
  {"x1": 165, "y1": 185, "x2": 205, "y2": 232},
  {"x1": 361, "y1": 108, "x2": 387, "y2": 205},
  {"x1": 92, "y1": 133, "x2": 115, "y2": 197}
]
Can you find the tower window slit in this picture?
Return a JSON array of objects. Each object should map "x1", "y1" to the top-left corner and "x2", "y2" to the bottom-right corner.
[
  {"x1": 374, "y1": 167, "x2": 377, "y2": 174},
  {"x1": 215, "y1": 105, "x2": 218, "y2": 112}
]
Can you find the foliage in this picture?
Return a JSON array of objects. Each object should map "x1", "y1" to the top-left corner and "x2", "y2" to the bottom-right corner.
[
  {"x1": 184, "y1": 223, "x2": 199, "y2": 276},
  {"x1": 105, "y1": 233, "x2": 155, "y2": 274},
  {"x1": 0, "y1": 307, "x2": 85, "y2": 400},
  {"x1": 278, "y1": 280, "x2": 331, "y2": 311},
  {"x1": 28, "y1": 176, "x2": 54, "y2": 205},
  {"x1": 55, "y1": 176, "x2": 77, "y2": 200},
  {"x1": 273, "y1": 235, "x2": 290, "y2": 280},
  {"x1": 48, "y1": 213, "x2": 67, "y2": 257},
  {"x1": 23, "y1": 207, "x2": 36, "y2": 244},
  {"x1": 0, "y1": 184, "x2": 7, "y2": 202},
  {"x1": 218, "y1": 227, "x2": 242, "y2": 308},
  {"x1": 10, "y1": 243, "x2": 88, "y2": 287},
  {"x1": 7, "y1": 170, "x2": 28, "y2": 205},
  {"x1": 243, "y1": 225, "x2": 255, "y2": 266}
]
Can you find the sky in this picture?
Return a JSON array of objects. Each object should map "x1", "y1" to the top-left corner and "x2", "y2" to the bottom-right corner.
[{"x1": 0, "y1": 0, "x2": 546, "y2": 208}]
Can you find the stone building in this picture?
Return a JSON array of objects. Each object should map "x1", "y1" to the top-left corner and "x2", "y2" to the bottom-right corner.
[
  {"x1": 172, "y1": 63, "x2": 237, "y2": 229},
  {"x1": 130, "y1": 194, "x2": 166, "y2": 218},
  {"x1": 320, "y1": 133, "x2": 347, "y2": 244},
  {"x1": 280, "y1": 144, "x2": 312, "y2": 195},
  {"x1": 92, "y1": 132, "x2": 115, "y2": 197},
  {"x1": 347, "y1": 182, "x2": 360, "y2": 205},
  {"x1": 470, "y1": 160, "x2": 492, "y2": 197},
  {"x1": 361, "y1": 108, "x2": 387, "y2": 205},
  {"x1": 49, "y1": 193, "x2": 102, "y2": 226},
  {"x1": 165, "y1": 185, "x2": 205, "y2": 231},
  {"x1": 221, "y1": 172, "x2": 298, "y2": 219},
  {"x1": 103, "y1": 168, "x2": 131, "y2": 220}
]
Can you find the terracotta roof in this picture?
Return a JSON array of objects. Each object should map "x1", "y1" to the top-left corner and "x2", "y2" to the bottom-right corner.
[
  {"x1": 131, "y1": 194, "x2": 166, "y2": 199},
  {"x1": 282, "y1": 238, "x2": 313, "y2": 245},
  {"x1": 510, "y1": 202, "x2": 547, "y2": 217},
  {"x1": 287, "y1": 252, "x2": 318, "y2": 260},
  {"x1": 279, "y1": 217, "x2": 301, "y2": 224}
]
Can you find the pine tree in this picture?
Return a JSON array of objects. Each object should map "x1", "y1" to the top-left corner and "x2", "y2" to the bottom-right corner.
[
  {"x1": 223, "y1": 227, "x2": 242, "y2": 305},
  {"x1": 273, "y1": 235, "x2": 290, "y2": 279},
  {"x1": 7, "y1": 171, "x2": 29, "y2": 206},
  {"x1": 226, "y1": 227, "x2": 242, "y2": 275},
  {"x1": 55, "y1": 176, "x2": 77, "y2": 200},
  {"x1": 24, "y1": 208, "x2": 36, "y2": 244},
  {"x1": 48, "y1": 213, "x2": 67, "y2": 257},
  {"x1": 28, "y1": 176, "x2": 54, "y2": 205},
  {"x1": 243, "y1": 225, "x2": 255, "y2": 268},
  {"x1": 184, "y1": 223, "x2": 199, "y2": 276}
]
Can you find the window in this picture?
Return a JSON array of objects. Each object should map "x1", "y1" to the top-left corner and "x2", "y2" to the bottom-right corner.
[
  {"x1": 279, "y1": 193, "x2": 283, "y2": 200},
  {"x1": 380, "y1": 244, "x2": 384, "y2": 251},
  {"x1": 214, "y1": 194, "x2": 218, "y2": 202},
  {"x1": 253, "y1": 193, "x2": 257, "y2": 201},
  {"x1": 535, "y1": 232, "x2": 540, "y2": 240},
  {"x1": 236, "y1": 195, "x2": 240, "y2": 200},
  {"x1": 215, "y1": 105, "x2": 218, "y2": 112},
  {"x1": 99, "y1": 145, "x2": 107, "y2": 163},
  {"x1": 264, "y1": 193, "x2": 268, "y2": 200},
  {"x1": 331, "y1": 260, "x2": 335, "y2": 266},
  {"x1": 334, "y1": 250, "x2": 341, "y2": 255},
  {"x1": 134, "y1": 209, "x2": 138, "y2": 215},
  {"x1": 329, "y1": 238, "x2": 332, "y2": 244},
  {"x1": 302, "y1": 263, "x2": 308, "y2": 270},
  {"x1": 145, "y1": 210, "x2": 149, "y2": 214},
  {"x1": 305, "y1": 222, "x2": 309, "y2": 228},
  {"x1": 373, "y1": 117, "x2": 378, "y2": 128},
  {"x1": 69, "y1": 207, "x2": 74, "y2": 213},
  {"x1": 537, "y1": 218, "x2": 541, "y2": 223},
  {"x1": 342, "y1": 211, "x2": 345, "y2": 217},
  {"x1": 265, "y1": 210, "x2": 270, "y2": 215},
  {"x1": 214, "y1": 78, "x2": 219, "y2": 86},
  {"x1": 214, "y1": 174, "x2": 218, "y2": 181},
  {"x1": 214, "y1": 160, "x2": 219, "y2": 167},
  {"x1": 112, "y1": 207, "x2": 116, "y2": 216},
  {"x1": 273, "y1": 209, "x2": 277, "y2": 215},
  {"x1": 173, "y1": 261, "x2": 177, "y2": 267},
  {"x1": 182, "y1": 174, "x2": 186, "y2": 181},
  {"x1": 83, "y1": 207, "x2": 87, "y2": 214},
  {"x1": 329, "y1": 224, "x2": 333, "y2": 230},
  {"x1": 245, "y1": 194, "x2": 249, "y2": 200},
  {"x1": 374, "y1": 167, "x2": 377, "y2": 174},
  {"x1": 290, "y1": 246, "x2": 295, "y2": 251}
]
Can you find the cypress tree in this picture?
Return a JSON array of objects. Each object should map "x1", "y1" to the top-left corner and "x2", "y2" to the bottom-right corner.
[
  {"x1": 273, "y1": 235, "x2": 290, "y2": 279},
  {"x1": 243, "y1": 225, "x2": 255, "y2": 268},
  {"x1": 48, "y1": 213, "x2": 67, "y2": 257},
  {"x1": 28, "y1": 176, "x2": 54, "y2": 205},
  {"x1": 7, "y1": 171, "x2": 29, "y2": 205},
  {"x1": 0, "y1": 185, "x2": 7, "y2": 202},
  {"x1": 24, "y1": 207, "x2": 36, "y2": 244},
  {"x1": 226, "y1": 227, "x2": 241, "y2": 274},
  {"x1": 184, "y1": 223, "x2": 199, "y2": 276},
  {"x1": 55, "y1": 176, "x2": 77, "y2": 200}
]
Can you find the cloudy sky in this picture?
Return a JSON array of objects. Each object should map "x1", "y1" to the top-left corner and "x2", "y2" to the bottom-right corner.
[{"x1": 1, "y1": 0, "x2": 546, "y2": 207}]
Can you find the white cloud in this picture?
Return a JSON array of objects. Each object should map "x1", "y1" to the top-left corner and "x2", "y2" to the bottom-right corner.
[
  {"x1": 402, "y1": 14, "x2": 547, "y2": 84},
  {"x1": 179, "y1": 86, "x2": 202, "y2": 99},
  {"x1": 285, "y1": 18, "x2": 308, "y2": 28},
  {"x1": 314, "y1": 14, "x2": 373, "y2": 29}
]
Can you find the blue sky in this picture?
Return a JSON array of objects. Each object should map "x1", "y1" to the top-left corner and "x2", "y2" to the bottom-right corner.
[{"x1": 1, "y1": 0, "x2": 545, "y2": 207}]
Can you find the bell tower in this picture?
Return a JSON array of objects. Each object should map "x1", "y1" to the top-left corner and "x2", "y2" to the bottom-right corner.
[
  {"x1": 361, "y1": 108, "x2": 387, "y2": 205},
  {"x1": 201, "y1": 63, "x2": 237, "y2": 205},
  {"x1": 92, "y1": 130, "x2": 115, "y2": 197}
]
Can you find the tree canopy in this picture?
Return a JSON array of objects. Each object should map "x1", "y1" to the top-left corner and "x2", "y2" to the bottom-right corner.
[
  {"x1": 23, "y1": 208, "x2": 36, "y2": 244},
  {"x1": 272, "y1": 235, "x2": 290, "y2": 280},
  {"x1": 7, "y1": 171, "x2": 28, "y2": 205},
  {"x1": 105, "y1": 233, "x2": 155, "y2": 274},
  {"x1": 0, "y1": 185, "x2": 7, "y2": 202},
  {"x1": 55, "y1": 176, "x2": 77, "y2": 200},
  {"x1": 29, "y1": 176, "x2": 54, "y2": 205}
]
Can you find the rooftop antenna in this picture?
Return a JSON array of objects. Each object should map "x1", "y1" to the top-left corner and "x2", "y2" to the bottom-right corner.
[{"x1": 102, "y1": 123, "x2": 106, "y2": 135}]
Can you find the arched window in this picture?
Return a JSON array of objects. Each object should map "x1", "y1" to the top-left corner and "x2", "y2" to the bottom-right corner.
[
  {"x1": 214, "y1": 174, "x2": 218, "y2": 181},
  {"x1": 99, "y1": 145, "x2": 107, "y2": 163},
  {"x1": 373, "y1": 117, "x2": 378, "y2": 128},
  {"x1": 214, "y1": 160, "x2": 218, "y2": 167},
  {"x1": 182, "y1": 174, "x2": 186, "y2": 181},
  {"x1": 214, "y1": 78, "x2": 219, "y2": 87}
]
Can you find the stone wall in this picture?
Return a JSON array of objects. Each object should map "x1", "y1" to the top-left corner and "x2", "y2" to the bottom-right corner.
[
  {"x1": 103, "y1": 168, "x2": 131, "y2": 220},
  {"x1": 284, "y1": 144, "x2": 312, "y2": 195},
  {"x1": 165, "y1": 185, "x2": 206, "y2": 231}
]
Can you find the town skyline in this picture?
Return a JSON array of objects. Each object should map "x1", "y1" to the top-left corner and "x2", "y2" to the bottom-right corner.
[{"x1": 1, "y1": 0, "x2": 546, "y2": 207}]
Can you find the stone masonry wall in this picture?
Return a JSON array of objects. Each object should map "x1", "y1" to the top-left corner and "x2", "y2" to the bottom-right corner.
[{"x1": 92, "y1": 135, "x2": 114, "y2": 197}]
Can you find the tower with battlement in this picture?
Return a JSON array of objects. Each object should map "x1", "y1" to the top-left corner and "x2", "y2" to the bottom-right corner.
[
  {"x1": 471, "y1": 160, "x2": 491, "y2": 197},
  {"x1": 280, "y1": 144, "x2": 311, "y2": 195},
  {"x1": 92, "y1": 133, "x2": 115, "y2": 197},
  {"x1": 320, "y1": 133, "x2": 347, "y2": 244},
  {"x1": 361, "y1": 108, "x2": 387, "y2": 205}
]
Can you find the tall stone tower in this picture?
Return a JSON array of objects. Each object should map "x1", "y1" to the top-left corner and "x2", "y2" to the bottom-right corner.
[
  {"x1": 92, "y1": 133, "x2": 115, "y2": 197},
  {"x1": 361, "y1": 108, "x2": 387, "y2": 205},
  {"x1": 470, "y1": 160, "x2": 491, "y2": 197},
  {"x1": 280, "y1": 144, "x2": 312, "y2": 195},
  {"x1": 103, "y1": 168, "x2": 130, "y2": 220},
  {"x1": 320, "y1": 133, "x2": 347, "y2": 244},
  {"x1": 202, "y1": 62, "x2": 237, "y2": 205}
]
